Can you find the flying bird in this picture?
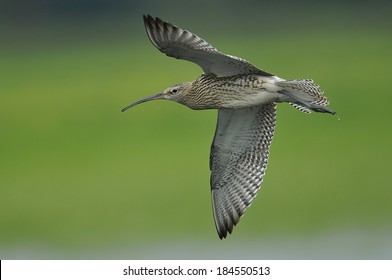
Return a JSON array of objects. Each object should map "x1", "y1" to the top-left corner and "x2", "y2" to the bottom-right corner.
[{"x1": 122, "y1": 15, "x2": 335, "y2": 239}]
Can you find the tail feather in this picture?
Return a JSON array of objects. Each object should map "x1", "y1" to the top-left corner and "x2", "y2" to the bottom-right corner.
[
  {"x1": 289, "y1": 102, "x2": 311, "y2": 114},
  {"x1": 277, "y1": 79, "x2": 335, "y2": 115}
]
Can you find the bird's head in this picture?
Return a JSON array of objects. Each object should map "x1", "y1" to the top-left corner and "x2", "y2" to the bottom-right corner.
[{"x1": 121, "y1": 82, "x2": 191, "y2": 112}]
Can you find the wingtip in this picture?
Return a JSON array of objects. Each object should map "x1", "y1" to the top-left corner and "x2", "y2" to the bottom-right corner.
[
  {"x1": 143, "y1": 14, "x2": 164, "y2": 24},
  {"x1": 217, "y1": 226, "x2": 233, "y2": 240},
  {"x1": 217, "y1": 227, "x2": 228, "y2": 240},
  {"x1": 143, "y1": 14, "x2": 152, "y2": 25},
  {"x1": 143, "y1": 14, "x2": 174, "y2": 34}
]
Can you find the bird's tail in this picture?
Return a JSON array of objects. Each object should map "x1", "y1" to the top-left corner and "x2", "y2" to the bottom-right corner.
[{"x1": 276, "y1": 79, "x2": 335, "y2": 115}]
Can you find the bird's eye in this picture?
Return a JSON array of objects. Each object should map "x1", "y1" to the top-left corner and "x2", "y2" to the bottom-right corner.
[{"x1": 172, "y1": 89, "x2": 178, "y2": 93}]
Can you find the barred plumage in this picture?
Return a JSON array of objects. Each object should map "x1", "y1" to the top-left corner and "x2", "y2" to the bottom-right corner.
[
  {"x1": 276, "y1": 79, "x2": 334, "y2": 114},
  {"x1": 122, "y1": 15, "x2": 335, "y2": 239},
  {"x1": 143, "y1": 15, "x2": 273, "y2": 77},
  {"x1": 210, "y1": 104, "x2": 276, "y2": 238}
]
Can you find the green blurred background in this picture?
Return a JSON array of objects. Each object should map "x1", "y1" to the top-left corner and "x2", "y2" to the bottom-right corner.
[{"x1": 1, "y1": 0, "x2": 391, "y2": 259}]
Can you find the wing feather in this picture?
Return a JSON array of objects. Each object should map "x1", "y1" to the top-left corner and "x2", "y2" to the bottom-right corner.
[
  {"x1": 210, "y1": 103, "x2": 276, "y2": 239},
  {"x1": 143, "y1": 15, "x2": 273, "y2": 77}
]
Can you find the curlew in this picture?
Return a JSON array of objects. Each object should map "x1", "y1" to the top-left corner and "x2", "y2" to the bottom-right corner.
[{"x1": 122, "y1": 15, "x2": 335, "y2": 239}]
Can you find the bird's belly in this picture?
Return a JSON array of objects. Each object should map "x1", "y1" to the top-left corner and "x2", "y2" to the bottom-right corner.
[
  {"x1": 224, "y1": 90, "x2": 275, "y2": 107},
  {"x1": 219, "y1": 76, "x2": 287, "y2": 108}
]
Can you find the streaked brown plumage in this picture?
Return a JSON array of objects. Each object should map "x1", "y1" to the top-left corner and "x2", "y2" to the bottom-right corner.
[{"x1": 122, "y1": 15, "x2": 335, "y2": 239}]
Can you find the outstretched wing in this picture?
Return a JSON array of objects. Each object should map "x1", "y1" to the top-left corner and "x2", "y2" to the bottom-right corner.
[
  {"x1": 143, "y1": 15, "x2": 273, "y2": 77},
  {"x1": 210, "y1": 103, "x2": 276, "y2": 239}
]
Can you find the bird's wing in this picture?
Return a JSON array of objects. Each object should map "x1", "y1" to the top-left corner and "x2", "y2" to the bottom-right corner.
[
  {"x1": 209, "y1": 103, "x2": 276, "y2": 239},
  {"x1": 143, "y1": 15, "x2": 273, "y2": 77}
]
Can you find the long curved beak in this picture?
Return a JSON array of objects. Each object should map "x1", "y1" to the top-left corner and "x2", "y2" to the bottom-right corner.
[{"x1": 121, "y1": 93, "x2": 165, "y2": 112}]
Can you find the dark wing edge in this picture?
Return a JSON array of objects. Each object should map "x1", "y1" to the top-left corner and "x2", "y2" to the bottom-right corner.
[
  {"x1": 143, "y1": 15, "x2": 218, "y2": 58},
  {"x1": 210, "y1": 103, "x2": 277, "y2": 239},
  {"x1": 143, "y1": 15, "x2": 273, "y2": 77}
]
